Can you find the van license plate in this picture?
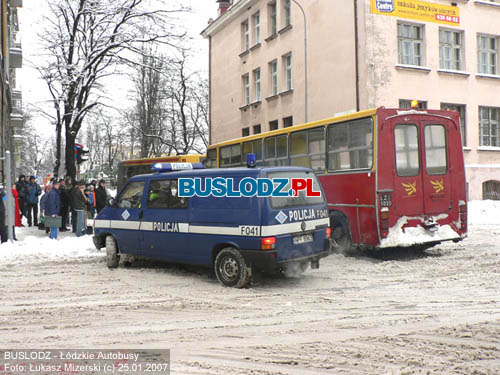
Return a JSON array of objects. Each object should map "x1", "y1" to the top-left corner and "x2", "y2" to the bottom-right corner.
[{"x1": 293, "y1": 234, "x2": 313, "y2": 244}]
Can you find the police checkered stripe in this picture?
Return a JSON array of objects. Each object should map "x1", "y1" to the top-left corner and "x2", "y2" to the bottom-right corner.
[
  {"x1": 95, "y1": 218, "x2": 329, "y2": 236},
  {"x1": 260, "y1": 218, "x2": 329, "y2": 236}
]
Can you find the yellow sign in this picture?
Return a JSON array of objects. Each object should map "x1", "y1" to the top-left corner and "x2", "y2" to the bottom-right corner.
[
  {"x1": 402, "y1": 181, "x2": 417, "y2": 196},
  {"x1": 431, "y1": 179, "x2": 444, "y2": 193},
  {"x1": 371, "y1": 0, "x2": 460, "y2": 26}
]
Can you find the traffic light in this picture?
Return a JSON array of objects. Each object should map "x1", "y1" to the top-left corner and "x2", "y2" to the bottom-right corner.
[{"x1": 75, "y1": 144, "x2": 89, "y2": 164}]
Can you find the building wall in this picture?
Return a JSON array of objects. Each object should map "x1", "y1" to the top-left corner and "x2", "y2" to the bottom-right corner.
[
  {"x1": 208, "y1": 0, "x2": 358, "y2": 144},
  {"x1": 205, "y1": 0, "x2": 500, "y2": 200}
]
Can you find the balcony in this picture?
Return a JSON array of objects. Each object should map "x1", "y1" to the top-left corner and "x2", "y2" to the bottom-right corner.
[
  {"x1": 9, "y1": 31, "x2": 22, "y2": 68},
  {"x1": 10, "y1": 113, "x2": 23, "y2": 128}
]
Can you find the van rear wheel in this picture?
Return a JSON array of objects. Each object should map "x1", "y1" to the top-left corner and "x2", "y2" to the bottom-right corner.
[
  {"x1": 215, "y1": 248, "x2": 251, "y2": 288},
  {"x1": 105, "y1": 235, "x2": 119, "y2": 268}
]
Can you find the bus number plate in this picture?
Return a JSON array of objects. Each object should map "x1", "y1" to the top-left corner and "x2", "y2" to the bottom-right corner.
[
  {"x1": 380, "y1": 194, "x2": 392, "y2": 207},
  {"x1": 293, "y1": 234, "x2": 313, "y2": 244}
]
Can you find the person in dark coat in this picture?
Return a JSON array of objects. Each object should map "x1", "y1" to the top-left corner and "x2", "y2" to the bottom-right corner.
[
  {"x1": 71, "y1": 181, "x2": 89, "y2": 237},
  {"x1": 45, "y1": 180, "x2": 62, "y2": 240},
  {"x1": 95, "y1": 179, "x2": 109, "y2": 214},
  {"x1": 59, "y1": 178, "x2": 72, "y2": 232},
  {"x1": 15, "y1": 175, "x2": 27, "y2": 220},
  {"x1": 0, "y1": 187, "x2": 7, "y2": 243},
  {"x1": 25, "y1": 176, "x2": 42, "y2": 227}
]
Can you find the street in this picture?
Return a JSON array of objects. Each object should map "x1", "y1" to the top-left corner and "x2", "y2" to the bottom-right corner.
[{"x1": 0, "y1": 220, "x2": 498, "y2": 374}]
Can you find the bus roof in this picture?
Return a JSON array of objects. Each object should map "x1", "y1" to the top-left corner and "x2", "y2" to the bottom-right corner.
[{"x1": 208, "y1": 108, "x2": 378, "y2": 149}]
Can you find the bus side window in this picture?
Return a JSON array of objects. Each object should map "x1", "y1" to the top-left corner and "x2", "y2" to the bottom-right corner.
[
  {"x1": 308, "y1": 128, "x2": 325, "y2": 172},
  {"x1": 264, "y1": 137, "x2": 276, "y2": 166},
  {"x1": 206, "y1": 149, "x2": 217, "y2": 168},
  {"x1": 243, "y1": 140, "x2": 263, "y2": 162},
  {"x1": 328, "y1": 117, "x2": 373, "y2": 171},
  {"x1": 290, "y1": 130, "x2": 310, "y2": 168},
  {"x1": 220, "y1": 144, "x2": 242, "y2": 167},
  {"x1": 264, "y1": 135, "x2": 288, "y2": 166}
]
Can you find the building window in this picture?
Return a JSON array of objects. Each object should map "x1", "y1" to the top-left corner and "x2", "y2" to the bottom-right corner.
[
  {"x1": 270, "y1": 60, "x2": 278, "y2": 96},
  {"x1": 483, "y1": 180, "x2": 500, "y2": 200},
  {"x1": 269, "y1": 120, "x2": 278, "y2": 131},
  {"x1": 283, "y1": 53, "x2": 292, "y2": 91},
  {"x1": 399, "y1": 99, "x2": 427, "y2": 109},
  {"x1": 242, "y1": 20, "x2": 249, "y2": 51},
  {"x1": 253, "y1": 68, "x2": 261, "y2": 102},
  {"x1": 440, "y1": 29, "x2": 462, "y2": 70},
  {"x1": 283, "y1": 0, "x2": 291, "y2": 27},
  {"x1": 268, "y1": 1, "x2": 277, "y2": 35},
  {"x1": 253, "y1": 124, "x2": 261, "y2": 134},
  {"x1": 283, "y1": 116, "x2": 293, "y2": 127},
  {"x1": 242, "y1": 127, "x2": 250, "y2": 137},
  {"x1": 253, "y1": 12, "x2": 260, "y2": 44},
  {"x1": 441, "y1": 103, "x2": 466, "y2": 146},
  {"x1": 243, "y1": 74, "x2": 250, "y2": 106},
  {"x1": 479, "y1": 106, "x2": 499, "y2": 147},
  {"x1": 478, "y1": 35, "x2": 497, "y2": 75},
  {"x1": 398, "y1": 23, "x2": 423, "y2": 66}
]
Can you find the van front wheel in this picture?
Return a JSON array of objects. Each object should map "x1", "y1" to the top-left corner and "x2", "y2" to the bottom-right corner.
[
  {"x1": 106, "y1": 235, "x2": 119, "y2": 268},
  {"x1": 215, "y1": 248, "x2": 251, "y2": 288}
]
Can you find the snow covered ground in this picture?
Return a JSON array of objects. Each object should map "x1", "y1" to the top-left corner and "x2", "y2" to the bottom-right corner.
[{"x1": 0, "y1": 201, "x2": 498, "y2": 374}]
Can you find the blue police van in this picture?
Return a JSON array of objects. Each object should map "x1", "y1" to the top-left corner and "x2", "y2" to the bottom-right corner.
[{"x1": 93, "y1": 162, "x2": 333, "y2": 288}]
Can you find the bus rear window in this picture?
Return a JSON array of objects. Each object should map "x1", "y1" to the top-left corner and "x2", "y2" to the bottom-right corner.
[
  {"x1": 268, "y1": 171, "x2": 325, "y2": 209},
  {"x1": 395, "y1": 124, "x2": 420, "y2": 177},
  {"x1": 425, "y1": 124, "x2": 447, "y2": 175}
]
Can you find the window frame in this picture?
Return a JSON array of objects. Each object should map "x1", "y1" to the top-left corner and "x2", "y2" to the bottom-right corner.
[
  {"x1": 439, "y1": 28, "x2": 463, "y2": 71},
  {"x1": 424, "y1": 124, "x2": 448, "y2": 176},
  {"x1": 264, "y1": 134, "x2": 288, "y2": 166},
  {"x1": 477, "y1": 34, "x2": 498, "y2": 75},
  {"x1": 394, "y1": 124, "x2": 420, "y2": 177},
  {"x1": 252, "y1": 11, "x2": 261, "y2": 44},
  {"x1": 283, "y1": 53, "x2": 292, "y2": 91},
  {"x1": 116, "y1": 180, "x2": 145, "y2": 209},
  {"x1": 270, "y1": 59, "x2": 278, "y2": 96},
  {"x1": 441, "y1": 103, "x2": 467, "y2": 146},
  {"x1": 283, "y1": 0, "x2": 291, "y2": 28},
  {"x1": 479, "y1": 106, "x2": 500, "y2": 147},
  {"x1": 290, "y1": 127, "x2": 326, "y2": 172},
  {"x1": 268, "y1": 1, "x2": 277, "y2": 35},
  {"x1": 397, "y1": 22, "x2": 424, "y2": 66},
  {"x1": 242, "y1": 20, "x2": 250, "y2": 51},
  {"x1": 243, "y1": 74, "x2": 250, "y2": 106},
  {"x1": 253, "y1": 68, "x2": 261, "y2": 102}
]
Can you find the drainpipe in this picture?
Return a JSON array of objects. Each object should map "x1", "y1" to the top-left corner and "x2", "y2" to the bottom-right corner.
[
  {"x1": 354, "y1": 0, "x2": 360, "y2": 112},
  {"x1": 291, "y1": 0, "x2": 308, "y2": 123}
]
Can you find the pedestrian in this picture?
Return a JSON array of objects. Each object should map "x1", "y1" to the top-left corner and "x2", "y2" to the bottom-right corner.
[
  {"x1": 0, "y1": 186, "x2": 7, "y2": 243},
  {"x1": 11, "y1": 184, "x2": 21, "y2": 227},
  {"x1": 87, "y1": 184, "x2": 96, "y2": 219},
  {"x1": 45, "y1": 180, "x2": 61, "y2": 240},
  {"x1": 15, "y1": 175, "x2": 27, "y2": 220},
  {"x1": 26, "y1": 176, "x2": 42, "y2": 227},
  {"x1": 71, "y1": 181, "x2": 89, "y2": 237},
  {"x1": 95, "y1": 179, "x2": 109, "y2": 214},
  {"x1": 90, "y1": 179, "x2": 97, "y2": 190},
  {"x1": 40, "y1": 184, "x2": 52, "y2": 234},
  {"x1": 59, "y1": 178, "x2": 71, "y2": 232}
]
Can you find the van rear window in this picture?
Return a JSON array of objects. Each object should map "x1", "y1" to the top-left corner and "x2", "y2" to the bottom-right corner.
[{"x1": 268, "y1": 171, "x2": 325, "y2": 209}]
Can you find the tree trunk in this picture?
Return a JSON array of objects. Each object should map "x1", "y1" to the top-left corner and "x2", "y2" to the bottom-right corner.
[
  {"x1": 65, "y1": 130, "x2": 77, "y2": 180},
  {"x1": 53, "y1": 123, "x2": 62, "y2": 178}
]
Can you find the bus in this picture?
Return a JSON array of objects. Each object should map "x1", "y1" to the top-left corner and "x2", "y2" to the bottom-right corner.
[
  {"x1": 117, "y1": 155, "x2": 206, "y2": 191},
  {"x1": 206, "y1": 106, "x2": 467, "y2": 251}
]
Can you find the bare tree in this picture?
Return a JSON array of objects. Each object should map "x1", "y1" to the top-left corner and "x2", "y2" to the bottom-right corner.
[
  {"x1": 37, "y1": 0, "x2": 187, "y2": 178},
  {"x1": 128, "y1": 49, "x2": 209, "y2": 156},
  {"x1": 19, "y1": 112, "x2": 53, "y2": 179}
]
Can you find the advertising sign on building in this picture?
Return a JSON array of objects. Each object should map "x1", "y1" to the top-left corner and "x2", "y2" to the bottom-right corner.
[{"x1": 371, "y1": 0, "x2": 460, "y2": 26}]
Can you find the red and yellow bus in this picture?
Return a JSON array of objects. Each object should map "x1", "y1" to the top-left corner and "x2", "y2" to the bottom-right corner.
[
  {"x1": 207, "y1": 106, "x2": 467, "y2": 251},
  {"x1": 117, "y1": 155, "x2": 206, "y2": 191}
]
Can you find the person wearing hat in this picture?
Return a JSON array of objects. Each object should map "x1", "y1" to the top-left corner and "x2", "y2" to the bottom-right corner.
[
  {"x1": 95, "y1": 179, "x2": 109, "y2": 214},
  {"x1": 71, "y1": 180, "x2": 89, "y2": 237},
  {"x1": 26, "y1": 176, "x2": 42, "y2": 227},
  {"x1": 45, "y1": 180, "x2": 61, "y2": 239}
]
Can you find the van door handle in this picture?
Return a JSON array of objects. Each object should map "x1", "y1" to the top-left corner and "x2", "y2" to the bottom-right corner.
[{"x1": 139, "y1": 210, "x2": 143, "y2": 219}]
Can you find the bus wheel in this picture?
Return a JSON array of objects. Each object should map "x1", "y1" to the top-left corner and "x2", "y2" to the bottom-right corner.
[
  {"x1": 105, "y1": 235, "x2": 119, "y2": 268},
  {"x1": 215, "y1": 248, "x2": 251, "y2": 288},
  {"x1": 330, "y1": 212, "x2": 352, "y2": 253}
]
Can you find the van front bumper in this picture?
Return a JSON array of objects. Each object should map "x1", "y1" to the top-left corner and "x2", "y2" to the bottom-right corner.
[{"x1": 239, "y1": 239, "x2": 333, "y2": 273}]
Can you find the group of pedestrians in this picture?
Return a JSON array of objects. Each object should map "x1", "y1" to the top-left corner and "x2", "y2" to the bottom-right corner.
[
  {"x1": 0, "y1": 175, "x2": 111, "y2": 241},
  {"x1": 39, "y1": 178, "x2": 111, "y2": 239}
]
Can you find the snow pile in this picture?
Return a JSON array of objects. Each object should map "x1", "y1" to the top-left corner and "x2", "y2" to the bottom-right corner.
[
  {"x1": 0, "y1": 227, "x2": 102, "y2": 264},
  {"x1": 468, "y1": 200, "x2": 500, "y2": 226}
]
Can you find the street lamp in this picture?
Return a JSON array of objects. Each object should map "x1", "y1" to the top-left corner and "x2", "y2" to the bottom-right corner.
[{"x1": 291, "y1": 0, "x2": 308, "y2": 123}]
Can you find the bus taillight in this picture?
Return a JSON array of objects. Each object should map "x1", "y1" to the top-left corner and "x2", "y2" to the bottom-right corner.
[{"x1": 380, "y1": 207, "x2": 390, "y2": 237}]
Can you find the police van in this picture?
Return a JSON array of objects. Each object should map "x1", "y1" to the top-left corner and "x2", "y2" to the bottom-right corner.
[{"x1": 93, "y1": 162, "x2": 333, "y2": 288}]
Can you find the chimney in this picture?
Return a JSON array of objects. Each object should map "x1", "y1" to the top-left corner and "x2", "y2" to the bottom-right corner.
[{"x1": 217, "y1": 0, "x2": 231, "y2": 17}]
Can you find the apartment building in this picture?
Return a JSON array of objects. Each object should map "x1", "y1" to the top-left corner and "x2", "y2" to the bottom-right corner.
[
  {"x1": 202, "y1": 0, "x2": 500, "y2": 200},
  {"x1": 0, "y1": 0, "x2": 23, "y2": 182}
]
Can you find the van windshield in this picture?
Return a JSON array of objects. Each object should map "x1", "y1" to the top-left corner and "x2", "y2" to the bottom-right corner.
[{"x1": 268, "y1": 171, "x2": 325, "y2": 209}]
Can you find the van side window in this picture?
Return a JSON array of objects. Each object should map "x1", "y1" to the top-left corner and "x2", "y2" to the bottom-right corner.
[
  {"x1": 116, "y1": 181, "x2": 145, "y2": 208},
  {"x1": 147, "y1": 179, "x2": 188, "y2": 209}
]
